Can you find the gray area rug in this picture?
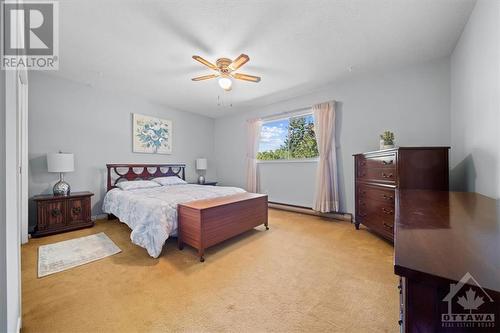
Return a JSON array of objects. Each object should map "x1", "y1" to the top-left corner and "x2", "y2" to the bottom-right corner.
[{"x1": 38, "y1": 232, "x2": 121, "y2": 277}]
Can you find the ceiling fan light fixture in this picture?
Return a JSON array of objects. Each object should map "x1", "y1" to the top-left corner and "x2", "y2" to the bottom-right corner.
[
  {"x1": 191, "y1": 54, "x2": 260, "y2": 91},
  {"x1": 218, "y1": 77, "x2": 232, "y2": 91}
]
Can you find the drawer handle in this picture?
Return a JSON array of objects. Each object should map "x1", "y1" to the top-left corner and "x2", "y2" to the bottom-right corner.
[
  {"x1": 382, "y1": 194, "x2": 393, "y2": 201},
  {"x1": 382, "y1": 208, "x2": 394, "y2": 215},
  {"x1": 51, "y1": 208, "x2": 62, "y2": 217},
  {"x1": 359, "y1": 212, "x2": 367, "y2": 217},
  {"x1": 72, "y1": 207, "x2": 82, "y2": 215},
  {"x1": 383, "y1": 160, "x2": 394, "y2": 165},
  {"x1": 382, "y1": 172, "x2": 393, "y2": 178},
  {"x1": 383, "y1": 222, "x2": 393, "y2": 229}
]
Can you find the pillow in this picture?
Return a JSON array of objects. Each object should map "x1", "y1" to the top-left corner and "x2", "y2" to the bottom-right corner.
[
  {"x1": 152, "y1": 176, "x2": 187, "y2": 186},
  {"x1": 116, "y1": 180, "x2": 161, "y2": 191}
]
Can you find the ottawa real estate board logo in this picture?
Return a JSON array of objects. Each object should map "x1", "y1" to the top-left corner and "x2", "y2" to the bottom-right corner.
[
  {"x1": 441, "y1": 272, "x2": 496, "y2": 330},
  {"x1": 1, "y1": 0, "x2": 59, "y2": 70}
]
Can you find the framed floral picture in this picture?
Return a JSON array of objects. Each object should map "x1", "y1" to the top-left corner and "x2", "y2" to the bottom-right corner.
[{"x1": 133, "y1": 113, "x2": 172, "y2": 154}]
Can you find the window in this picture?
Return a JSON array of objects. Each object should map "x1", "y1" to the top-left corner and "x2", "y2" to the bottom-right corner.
[{"x1": 257, "y1": 114, "x2": 319, "y2": 160}]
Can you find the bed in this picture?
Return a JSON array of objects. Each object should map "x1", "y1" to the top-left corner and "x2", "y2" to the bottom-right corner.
[{"x1": 102, "y1": 164, "x2": 264, "y2": 258}]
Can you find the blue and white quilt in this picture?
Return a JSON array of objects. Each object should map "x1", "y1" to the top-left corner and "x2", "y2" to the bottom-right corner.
[{"x1": 102, "y1": 184, "x2": 245, "y2": 258}]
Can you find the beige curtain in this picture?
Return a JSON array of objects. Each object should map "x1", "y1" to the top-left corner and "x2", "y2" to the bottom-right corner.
[
  {"x1": 312, "y1": 101, "x2": 339, "y2": 212},
  {"x1": 245, "y1": 118, "x2": 262, "y2": 193}
]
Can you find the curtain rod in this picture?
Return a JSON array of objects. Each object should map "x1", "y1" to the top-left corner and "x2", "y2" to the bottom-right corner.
[
  {"x1": 258, "y1": 100, "x2": 334, "y2": 122},
  {"x1": 259, "y1": 106, "x2": 311, "y2": 121}
]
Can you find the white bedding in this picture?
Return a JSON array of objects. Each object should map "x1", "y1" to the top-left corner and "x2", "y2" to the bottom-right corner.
[{"x1": 102, "y1": 184, "x2": 245, "y2": 258}]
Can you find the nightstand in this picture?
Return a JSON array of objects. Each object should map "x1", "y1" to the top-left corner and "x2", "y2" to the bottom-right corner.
[
  {"x1": 190, "y1": 181, "x2": 218, "y2": 186},
  {"x1": 32, "y1": 191, "x2": 94, "y2": 237}
]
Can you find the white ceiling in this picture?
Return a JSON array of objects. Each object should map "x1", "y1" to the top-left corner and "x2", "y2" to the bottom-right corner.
[{"x1": 50, "y1": 0, "x2": 475, "y2": 118}]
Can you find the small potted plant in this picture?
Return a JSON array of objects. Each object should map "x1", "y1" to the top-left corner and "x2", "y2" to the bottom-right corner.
[{"x1": 380, "y1": 131, "x2": 395, "y2": 149}]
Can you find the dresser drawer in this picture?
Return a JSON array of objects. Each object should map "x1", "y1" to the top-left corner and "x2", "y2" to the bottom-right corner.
[
  {"x1": 357, "y1": 167, "x2": 396, "y2": 183},
  {"x1": 357, "y1": 212, "x2": 394, "y2": 240},
  {"x1": 356, "y1": 153, "x2": 397, "y2": 183},
  {"x1": 358, "y1": 184, "x2": 395, "y2": 204},
  {"x1": 358, "y1": 198, "x2": 395, "y2": 219},
  {"x1": 357, "y1": 198, "x2": 395, "y2": 240},
  {"x1": 364, "y1": 215, "x2": 394, "y2": 240},
  {"x1": 357, "y1": 154, "x2": 396, "y2": 169}
]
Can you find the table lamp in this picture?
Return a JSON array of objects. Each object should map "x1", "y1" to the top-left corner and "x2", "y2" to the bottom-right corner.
[
  {"x1": 196, "y1": 158, "x2": 207, "y2": 184},
  {"x1": 47, "y1": 152, "x2": 74, "y2": 196}
]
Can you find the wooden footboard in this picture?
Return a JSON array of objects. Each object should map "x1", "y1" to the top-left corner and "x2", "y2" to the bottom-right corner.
[{"x1": 177, "y1": 193, "x2": 268, "y2": 262}]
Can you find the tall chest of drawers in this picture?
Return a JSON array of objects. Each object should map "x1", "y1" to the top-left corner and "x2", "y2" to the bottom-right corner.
[{"x1": 353, "y1": 147, "x2": 449, "y2": 241}]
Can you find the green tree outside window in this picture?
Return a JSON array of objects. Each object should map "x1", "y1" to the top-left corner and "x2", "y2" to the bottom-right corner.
[{"x1": 257, "y1": 115, "x2": 319, "y2": 160}]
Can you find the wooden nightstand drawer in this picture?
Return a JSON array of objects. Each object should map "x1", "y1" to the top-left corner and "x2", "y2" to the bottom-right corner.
[
  {"x1": 38, "y1": 200, "x2": 66, "y2": 231},
  {"x1": 32, "y1": 191, "x2": 94, "y2": 237},
  {"x1": 68, "y1": 197, "x2": 91, "y2": 224}
]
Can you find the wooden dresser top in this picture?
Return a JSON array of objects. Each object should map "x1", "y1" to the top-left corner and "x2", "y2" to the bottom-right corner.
[
  {"x1": 179, "y1": 193, "x2": 267, "y2": 210},
  {"x1": 394, "y1": 190, "x2": 500, "y2": 292},
  {"x1": 353, "y1": 146, "x2": 450, "y2": 156},
  {"x1": 33, "y1": 191, "x2": 94, "y2": 201}
]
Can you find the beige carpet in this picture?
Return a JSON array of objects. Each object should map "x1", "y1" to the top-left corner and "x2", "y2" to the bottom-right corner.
[{"x1": 22, "y1": 209, "x2": 398, "y2": 333}]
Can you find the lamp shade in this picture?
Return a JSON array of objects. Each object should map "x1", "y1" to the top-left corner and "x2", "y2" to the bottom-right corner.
[
  {"x1": 196, "y1": 158, "x2": 207, "y2": 170},
  {"x1": 47, "y1": 153, "x2": 74, "y2": 173}
]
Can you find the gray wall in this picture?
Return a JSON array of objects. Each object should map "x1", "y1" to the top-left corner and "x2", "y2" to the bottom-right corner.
[
  {"x1": 215, "y1": 58, "x2": 451, "y2": 214},
  {"x1": 450, "y1": 0, "x2": 500, "y2": 199},
  {"x1": 29, "y1": 72, "x2": 216, "y2": 225},
  {"x1": 258, "y1": 161, "x2": 317, "y2": 208}
]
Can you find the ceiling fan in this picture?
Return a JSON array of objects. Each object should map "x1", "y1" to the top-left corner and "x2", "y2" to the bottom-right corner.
[{"x1": 191, "y1": 54, "x2": 261, "y2": 91}]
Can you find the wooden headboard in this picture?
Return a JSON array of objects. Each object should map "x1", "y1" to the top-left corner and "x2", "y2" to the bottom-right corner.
[{"x1": 106, "y1": 164, "x2": 186, "y2": 191}]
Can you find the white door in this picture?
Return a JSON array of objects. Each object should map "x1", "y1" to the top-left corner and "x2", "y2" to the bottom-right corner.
[{"x1": 4, "y1": 68, "x2": 22, "y2": 333}]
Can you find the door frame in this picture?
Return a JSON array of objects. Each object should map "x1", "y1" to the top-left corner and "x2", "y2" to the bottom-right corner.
[{"x1": 17, "y1": 69, "x2": 28, "y2": 245}]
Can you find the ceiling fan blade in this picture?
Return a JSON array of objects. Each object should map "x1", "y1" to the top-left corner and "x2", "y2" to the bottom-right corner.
[
  {"x1": 192, "y1": 55, "x2": 217, "y2": 70},
  {"x1": 191, "y1": 74, "x2": 218, "y2": 81},
  {"x1": 228, "y1": 54, "x2": 250, "y2": 71},
  {"x1": 232, "y1": 73, "x2": 261, "y2": 82}
]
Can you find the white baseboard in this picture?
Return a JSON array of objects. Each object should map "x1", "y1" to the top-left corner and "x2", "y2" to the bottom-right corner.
[
  {"x1": 91, "y1": 213, "x2": 108, "y2": 221},
  {"x1": 268, "y1": 202, "x2": 352, "y2": 221}
]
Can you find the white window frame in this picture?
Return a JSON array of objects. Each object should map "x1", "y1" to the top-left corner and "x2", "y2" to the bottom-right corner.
[{"x1": 257, "y1": 112, "x2": 319, "y2": 163}]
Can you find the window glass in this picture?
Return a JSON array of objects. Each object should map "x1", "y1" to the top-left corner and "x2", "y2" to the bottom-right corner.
[{"x1": 257, "y1": 114, "x2": 318, "y2": 160}]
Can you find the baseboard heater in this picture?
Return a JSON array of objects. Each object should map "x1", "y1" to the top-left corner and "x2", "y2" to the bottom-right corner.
[{"x1": 268, "y1": 202, "x2": 352, "y2": 222}]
